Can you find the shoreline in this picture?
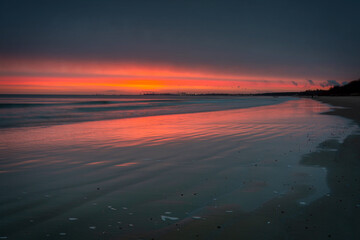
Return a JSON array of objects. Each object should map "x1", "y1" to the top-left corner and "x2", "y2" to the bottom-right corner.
[
  {"x1": 317, "y1": 96, "x2": 360, "y2": 125},
  {"x1": 294, "y1": 96, "x2": 360, "y2": 239},
  {"x1": 149, "y1": 97, "x2": 360, "y2": 240},
  {"x1": 0, "y1": 95, "x2": 293, "y2": 129},
  {"x1": 1, "y1": 97, "x2": 359, "y2": 239}
]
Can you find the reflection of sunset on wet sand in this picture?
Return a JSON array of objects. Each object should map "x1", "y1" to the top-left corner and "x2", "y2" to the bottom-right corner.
[
  {"x1": 0, "y1": 98, "x2": 336, "y2": 151},
  {"x1": 0, "y1": 97, "x2": 358, "y2": 239}
]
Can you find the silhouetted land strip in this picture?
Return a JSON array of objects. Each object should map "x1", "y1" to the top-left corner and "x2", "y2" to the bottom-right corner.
[
  {"x1": 147, "y1": 78, "x2": 360, "y2": 96},
  {"x1": 1, "y1": 79, "x2": 359, "y2": 98},
  {"x1": 299, "y1": 79, "x2": 360, "y2": 97}
]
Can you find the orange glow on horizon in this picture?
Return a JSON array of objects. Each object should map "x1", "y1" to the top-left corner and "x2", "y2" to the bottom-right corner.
[{"x1": 0, "y1": 57, "x2": 329, "y2": 94}]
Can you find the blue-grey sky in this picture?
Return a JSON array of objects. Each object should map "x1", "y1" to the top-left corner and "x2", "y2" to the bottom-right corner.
[{"x1": 0, "y1": 0, "x2": 359, "y2": 93}]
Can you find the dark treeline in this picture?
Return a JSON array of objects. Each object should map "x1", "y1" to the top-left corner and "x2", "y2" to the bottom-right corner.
[
  {"x1": 299, "y1": 79, "x2": 360, "y2": 96},
  {"x1": 252, "y1": 78, "x2": 360, "y2": 96},
  {"x1": 143, "y1": 79, "x2": 360, "y2": 97},
  {"x1": 1, "y1": 79, "x2": 359, "y2": 98}
]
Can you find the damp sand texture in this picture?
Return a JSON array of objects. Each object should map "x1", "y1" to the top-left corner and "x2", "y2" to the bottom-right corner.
[{"x1": 0, "y1": 96, "x2": 359, "y2": 240}]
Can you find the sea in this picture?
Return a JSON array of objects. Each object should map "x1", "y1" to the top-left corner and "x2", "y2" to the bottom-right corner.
[{"x1": 0, "y1": 95, "x2": 358, "y2": 239}]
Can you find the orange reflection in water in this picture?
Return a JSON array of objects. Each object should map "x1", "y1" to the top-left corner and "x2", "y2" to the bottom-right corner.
[
  {"x1": 102, "y1": 99, "x2": 330, "y2": 146},
  {"x1": 0, "y1": 98, "x2": 331, "y2": 150},
  {"x1": 0, "y1": 98, "x2": 348, "y2": 174}
]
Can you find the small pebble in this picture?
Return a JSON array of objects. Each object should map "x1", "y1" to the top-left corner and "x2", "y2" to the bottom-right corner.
[{"x1": 161, "y1": 215, "x2": 179, "y2": 221}]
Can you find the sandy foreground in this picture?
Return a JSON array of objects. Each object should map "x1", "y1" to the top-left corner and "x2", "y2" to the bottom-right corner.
[
  {"x1": 0, "y1": 97, "x2": 359, "y2": 240},
  {"x1": 147, "y1": 97, "x2": 360, "y2": 240},
  {"x1": 317, "y1": 96, "x2": 360, "y2": 123}
]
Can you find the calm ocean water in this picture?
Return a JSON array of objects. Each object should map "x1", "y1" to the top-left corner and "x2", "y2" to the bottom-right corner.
[
  {"x1": 0, "y1": 96, "x2": 358, "y2": 239},
  {"x1": 0, "y1": 95, "x2": 290, "y2": 128}
]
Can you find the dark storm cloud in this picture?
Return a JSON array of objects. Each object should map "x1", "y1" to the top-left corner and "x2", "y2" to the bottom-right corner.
[
  {"x1": 291, "y1": 81, "x2": 298, "y2": 86},
  {"x1": 307, "y1": 80, "x2": 315, "y2": 85},
  {"x1": 1, "y1": 0, "x2": 360, "y2": 79}
]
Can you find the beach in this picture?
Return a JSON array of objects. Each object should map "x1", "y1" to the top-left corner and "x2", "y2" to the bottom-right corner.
[
  {"x1": 317, "y1": 96, "x2": 360, "y2": 123},
  {"x1": 2, "y1": 0, "x2": 359, "y2": 238},
  {"x1": 0, "y1": 96, "x2": 359, "y2": 240},
  {"x1": 155, "y1": 96, "x2": 360, "y2": 240}
]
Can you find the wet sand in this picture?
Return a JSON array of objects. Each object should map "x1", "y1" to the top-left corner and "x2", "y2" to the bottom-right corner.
[
  {"x1": 1, "y1": 98, "x2": 359, "y2": 240},
  {"x1": 148, "y1": 97, "x2": 360, "y2": 240},
  {"x1": 317, "y1": 96, "x2": 360, "y2": 123}
]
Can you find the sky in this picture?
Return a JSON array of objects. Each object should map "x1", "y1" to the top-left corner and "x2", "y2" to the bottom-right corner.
[{"x1": 0, "y1": 0, "x2": 359, "y2": 94}]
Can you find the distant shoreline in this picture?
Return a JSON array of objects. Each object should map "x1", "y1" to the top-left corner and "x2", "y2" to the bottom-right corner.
[
  {"x1": 0, "y1": 93, "x2": 299, "y2": 97},
  {"x1": 0, "y1": 78, "x2": 358, "y2": 98}
]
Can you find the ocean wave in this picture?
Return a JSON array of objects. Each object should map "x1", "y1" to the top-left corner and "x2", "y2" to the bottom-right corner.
[{"x1": 0, "y1": 96, "x2": 292, "y2": 128}]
